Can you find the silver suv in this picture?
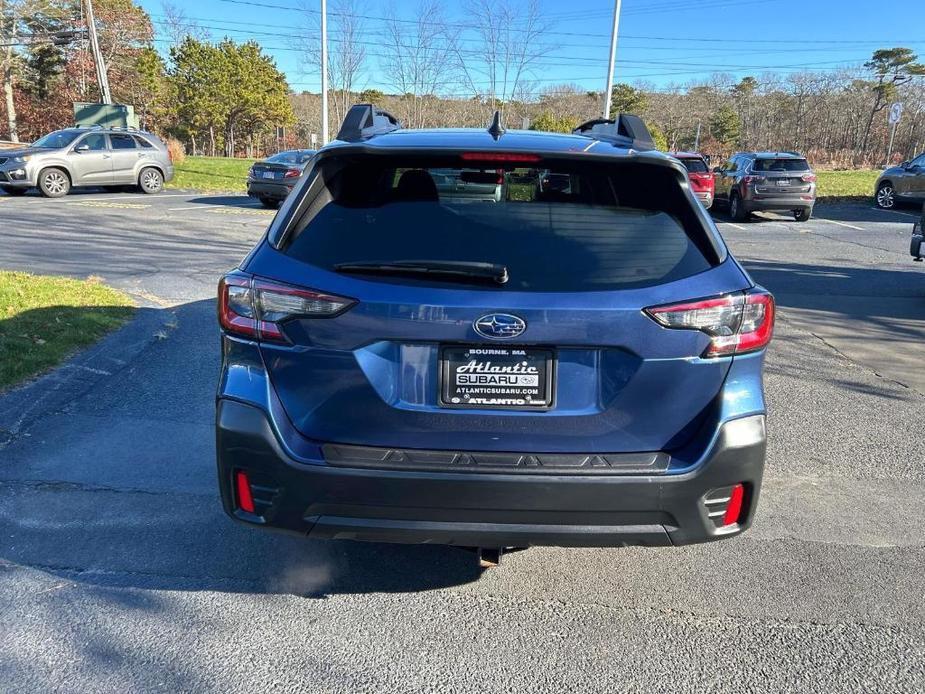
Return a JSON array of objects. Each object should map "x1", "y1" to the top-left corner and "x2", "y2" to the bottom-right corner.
[{"x1": 0, "y1": 127, "x2": 174, "y2": 198}]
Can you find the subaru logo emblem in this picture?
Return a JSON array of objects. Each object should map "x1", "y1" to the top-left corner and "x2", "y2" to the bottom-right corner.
[{"x1": 473, "y1": 313, "x2": 526, "y2": 340}]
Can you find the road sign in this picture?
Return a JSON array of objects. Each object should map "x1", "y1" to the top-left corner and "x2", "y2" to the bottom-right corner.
[
  {"x1": 311, "y1": 132, "x2": 318, "y2": 147},
  {"x1": 888, "y1": 102, "x2": 903, "y2": 125}
]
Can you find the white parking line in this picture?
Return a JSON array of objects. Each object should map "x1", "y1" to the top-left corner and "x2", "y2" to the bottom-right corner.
[
  {"x1": 722, "y1": 222, "x2": 748, "y2": 231},
  {"x1": 873, "y1": 207, "x2": 919, "y2": 218},
  {"x1": 819, "y1": 218, "x2": 865, "y2": 231}
]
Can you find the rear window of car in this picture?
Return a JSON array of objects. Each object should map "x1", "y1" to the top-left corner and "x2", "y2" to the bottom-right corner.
[
  {"x1": 283, "y1": 156, "x2": 717, "y2": 292},
  {"x1": 752, "y1": 158, "x2": 809, "y2": 172},
  {"x1": 267, "y1": 151, "x2": 314, "y2": 165},
  {"x1": 678, "y1": 157, "x2": 708, "y2": 173}
]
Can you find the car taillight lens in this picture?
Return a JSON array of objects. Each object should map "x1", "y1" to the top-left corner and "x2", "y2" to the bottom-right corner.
[
  {"x1": 218, "y1": 272, "x2": 355, "y2": 342},
  {"x1": 644, "y1": 290, "x2": 775, "y2": 357},
  {"x1": 801, "y1": 173, "x2": 816, "y2": 183},
  {"x1": 742, "y1": 175, "x2": 765, "y2": 184},
  {"x1": 284, "y1": 168, "x2": 301, "y2": 178}
]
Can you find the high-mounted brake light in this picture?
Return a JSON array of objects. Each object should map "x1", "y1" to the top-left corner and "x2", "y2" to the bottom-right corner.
[
  {"x1": 218, "y1": 273, "x2": 355, "y2": 342},
  {"x1": 460, "y1": 152, "x2": 541, "y2": 163},
  {"x1": 644, "y1": 290, "x2": 775, "y2": 357}
]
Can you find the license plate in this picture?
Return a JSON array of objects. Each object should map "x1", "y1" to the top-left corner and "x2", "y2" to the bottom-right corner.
[
  {"x1": 262, "y1": 171, "x2": 275, "y2": 179},
  {"x1": 440, "y1": 345, "x2": 554, "y2": 410},
  {"x1": 776, "y1": 178, "x2": 790, "y2": 186}
]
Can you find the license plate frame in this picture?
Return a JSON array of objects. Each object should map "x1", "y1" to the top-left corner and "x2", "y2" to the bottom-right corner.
[
  {"x1": 439, "y1": 345, "x2": 555, "y2": 411},
  {"x1": 262, "y1": 171, "x2": 275, "y2": 179},
  {"x1": 776, "y1": 178, "x2": 790, "y2": 187}
]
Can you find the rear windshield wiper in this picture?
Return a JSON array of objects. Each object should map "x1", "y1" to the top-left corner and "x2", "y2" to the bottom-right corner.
[{"x1": 334, "y1": 260, "x2": 509, "y2": 285}]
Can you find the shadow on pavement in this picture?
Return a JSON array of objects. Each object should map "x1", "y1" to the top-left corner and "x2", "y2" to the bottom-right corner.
[{"x1": 0, "y1": 299, "x2": 485, "y2": 598}]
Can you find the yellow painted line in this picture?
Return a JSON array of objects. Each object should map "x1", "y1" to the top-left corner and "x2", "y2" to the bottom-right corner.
[
  {"x1": 71, "y1": 200, "x2": 151, "y2": 210},
  {"x1": 208, "y1": 207, "x2": 275, "y2": 216},
  {"x1": 819, "y1": 218, "x2": 865, "y2": 231}
]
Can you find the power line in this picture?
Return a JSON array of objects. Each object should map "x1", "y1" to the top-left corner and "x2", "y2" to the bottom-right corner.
[{"x1": 210, "y1": 0, "x2": 925, "y2": 45}]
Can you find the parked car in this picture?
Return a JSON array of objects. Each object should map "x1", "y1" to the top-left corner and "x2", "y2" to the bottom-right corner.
[
  {"x1": 246, "y1": 149, "x2": 316, "y2": 208},
  {"x1": 216, "y1": 105, "x2": 774, "y2": 561},
  {"x1": 670, "y1": 151, "x2": 714, "y2": 209},
  {"x1": 875, "y1": 152, "x2": 925, "y2": 209},
  {"x1": 713, "y1": 151, "x2": 816, "y2": 222},
  {"x1": 431, "y1": 167, "x2": 503, "y2": 202},
  {"x1": 0, "y1": 127, "x2": 173, "y2": 198}
]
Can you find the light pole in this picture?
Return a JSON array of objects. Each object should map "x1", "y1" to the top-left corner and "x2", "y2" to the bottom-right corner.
[
  {"x1": 320, "y1": 0, "x2": 329, "y2": 145},
  {"x1": 84, "y1": 0, "x2": 112, "y2": 104},
  {"x1": 601, "y1": 0, "x2": 622, "y2": 119}
]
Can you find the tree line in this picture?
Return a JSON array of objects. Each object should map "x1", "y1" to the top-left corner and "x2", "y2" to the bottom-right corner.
[{"x1": 2, "y1": 0, "x2": 924, "y2": 167}]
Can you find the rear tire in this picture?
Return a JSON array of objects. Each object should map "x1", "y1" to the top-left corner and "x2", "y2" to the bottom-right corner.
[
  {"x1": 259, "y1": 197, "x2": 279, "y2": 209},
  {"x1": 876, "y1": 182, "x2": 895, "y2": 209},
  {"x1": 38, "y1": 168, "x2": 70, "y2": 198},
  {"x1": 794, "y1": 208, "x2": 811, "y2": 222},
  {"x1": 0, "y1": 186, "x2": 27, "y2": 196},
  {"x1": 138, "y1": 167, "x2": 164, "y2": 194},
  {"x1": 729, "y1": 192, "x2": 747, "y2": 221}
]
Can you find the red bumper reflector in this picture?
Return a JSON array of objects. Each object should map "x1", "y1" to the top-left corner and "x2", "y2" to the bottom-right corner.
[
  {"x1": 236, "y1": 470, "x2": 255, "y2": 513},
  {"x1": 723, "y1": 483, "x2": 745, "y2": 526}
]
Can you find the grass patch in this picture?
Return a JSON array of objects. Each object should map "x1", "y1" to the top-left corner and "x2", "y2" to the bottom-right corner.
[
  {"x1": 0, "y1": 271, "x2": 135, "y2": 390},
  {"x1": 816, "y1": 170, "x2": 879, "y2": 200},
  {"x1": 167, "y1": 156, "x2": 254, "y2": 192}
]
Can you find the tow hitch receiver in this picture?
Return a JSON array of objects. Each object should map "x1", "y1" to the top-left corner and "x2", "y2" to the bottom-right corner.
[{"x1": 476, "y1": 547, "x2": 503, "y2": 568}]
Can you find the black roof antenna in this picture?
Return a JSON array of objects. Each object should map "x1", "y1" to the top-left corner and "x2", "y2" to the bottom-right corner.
[{"x1": 487, "y1": 110, "x2": 505, "y2": 140}]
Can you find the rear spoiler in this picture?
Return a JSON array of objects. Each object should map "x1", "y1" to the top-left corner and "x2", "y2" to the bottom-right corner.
[
  {"x1": 336, "y1": 104, "x2": 401, "y2": 142},
  {"x1": 573, "y1": 114, "x2": 655, "y2": 151}
]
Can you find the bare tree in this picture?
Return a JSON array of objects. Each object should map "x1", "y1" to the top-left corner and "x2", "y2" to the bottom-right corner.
[
  {"x1": 379, "y1": 0, "x2": 456, "y2": 129},
  {"x1": 160, "y1": 1, "x2": 210, "y2": 47},
  {"x1": 456, "y1": 0, "x2": 554, "y2": 120}
]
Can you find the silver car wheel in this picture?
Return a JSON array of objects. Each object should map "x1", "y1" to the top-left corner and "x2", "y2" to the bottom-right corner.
[
  {"x1": 877, "y1": 184, "x2": 895, "y2": 209},
  {"x1": 141, "y1": 169, "x2": 162, "y2": 192},
  {"x1": 43, "y1": 171, "x2": 67, "y2": 195}
]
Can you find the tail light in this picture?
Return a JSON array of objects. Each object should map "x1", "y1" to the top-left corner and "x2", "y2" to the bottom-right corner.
[
  {"x1": 236, "y1": 470, "x2": 255, "y2": 513},
  {"x1": 742, "y1": 175, "x2": 765, "y2": 185},
  {"x1": 284, "y1": 168, "x2": 301, "y2": 178},
  {"x1": 801, "y1": 173, "x2": 817, "y2": 183},
  {"x1": 218, "y1": 272, "x2": 355, "y2": 342},
  {"x1": 644, "y1": 290, "x2": 775, "y2": 357}
]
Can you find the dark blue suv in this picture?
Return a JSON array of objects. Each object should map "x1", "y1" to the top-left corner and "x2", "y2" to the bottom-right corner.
[{"x1": 216, "y1": 106, "x2": 774, "y2": 554}]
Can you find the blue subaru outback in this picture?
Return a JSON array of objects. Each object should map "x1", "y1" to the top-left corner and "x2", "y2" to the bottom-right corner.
[{"x1": 216, "y1": 105, "x2": 774, "y2": 556}]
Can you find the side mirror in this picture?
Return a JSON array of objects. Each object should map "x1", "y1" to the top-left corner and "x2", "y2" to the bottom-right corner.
[
  {"x1": 712, "y1": 166, "x2": 724, "y2": 174},
  {"x1": 74, "y1": 144, "x2": 90, "y2": 153},
  {"x1": 900, "y1": 160, "x2": 911, "y2": 169}
]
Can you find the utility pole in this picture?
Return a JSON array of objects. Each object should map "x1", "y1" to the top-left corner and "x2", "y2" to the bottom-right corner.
[
  {"x1": 601, "y1": 0, "x2": 622, "y2": 119},
  {"x1": 694, "y1": 121, "x2": 701, "y2": 151},
  {"x1": 320, "y1": 0, "x2": 329, "y2": 145},
  {"x1": 84, "y1": 0, "x2": 111, "y2": 104}
]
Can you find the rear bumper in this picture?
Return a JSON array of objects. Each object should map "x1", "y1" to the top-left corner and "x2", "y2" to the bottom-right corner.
[
  {"x1": 743, "y1": 194, "x2": 814, "y2": 212},
  {"x1": 246, "y1": 180, "x2": 294, "y2": 200},
  {"x1": 695, "y1": 190, "x2": 713, "y2": 209},
  {"x1": 216, "y1": 399, "x2": 766, "y2": 548}
]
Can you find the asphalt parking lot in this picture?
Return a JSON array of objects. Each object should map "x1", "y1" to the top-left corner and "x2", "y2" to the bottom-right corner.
[{"x1": 1, "y1": 189, "x2": 924, "y2": 692}]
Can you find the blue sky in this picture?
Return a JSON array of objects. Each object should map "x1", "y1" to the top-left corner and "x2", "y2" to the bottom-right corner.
[{"x1": 138, "y1": 0, "x2": 925, "y2": 94}]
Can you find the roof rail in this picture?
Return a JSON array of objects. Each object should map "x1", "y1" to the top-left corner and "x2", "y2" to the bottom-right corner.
[
  {"x1": 573, "y1": 114, "x2": 655, "y2": 151},
  {"x1": 336, "y1": 103, "x2": 401, "y2": 142}
]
